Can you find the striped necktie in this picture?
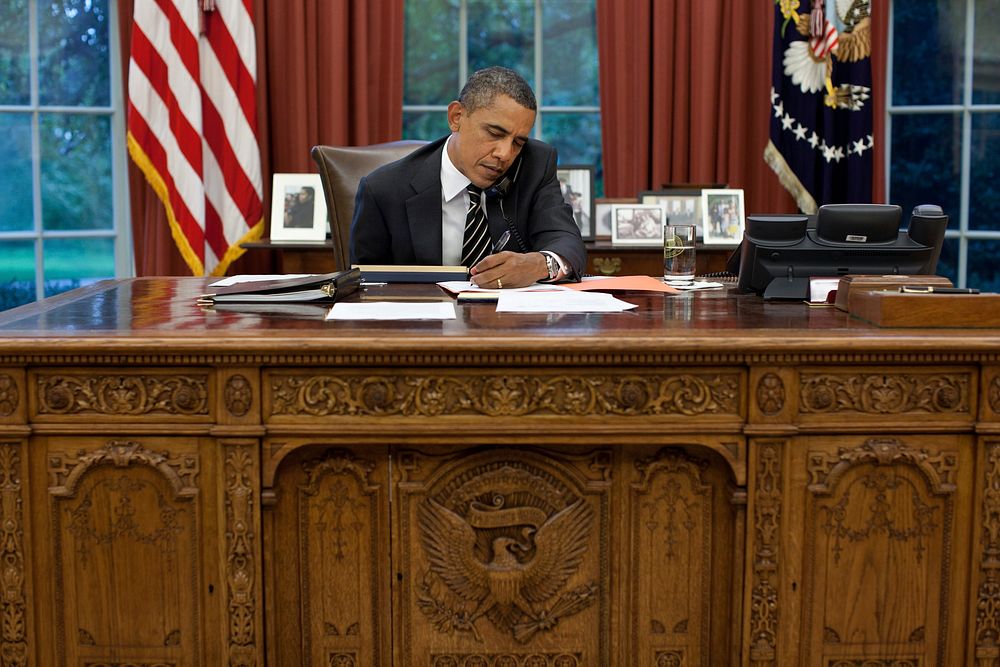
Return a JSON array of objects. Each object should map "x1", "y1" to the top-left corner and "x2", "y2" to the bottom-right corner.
[{"x1": 462, "y1": 185, "x2": 491, "y2": 268}]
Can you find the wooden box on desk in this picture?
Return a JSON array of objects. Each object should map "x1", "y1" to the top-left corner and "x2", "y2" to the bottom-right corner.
[
  {"x1": 834, "y1": 274, "x2": 952, "y2": 311},
  {"x1": 848, "y1": 289, "x2": 1000, "y2": 327}
]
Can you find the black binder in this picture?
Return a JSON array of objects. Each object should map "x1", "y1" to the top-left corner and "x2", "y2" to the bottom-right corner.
[{"x1": 198, "y1": 268, "x2": 362, "y2": 304}]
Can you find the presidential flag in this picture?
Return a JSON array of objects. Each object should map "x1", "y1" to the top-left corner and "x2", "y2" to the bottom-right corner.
[
  {"x1": 764, "y1": 0, "x2": 873, "y2": 214},
  {"x1": 127, "y1": 0, "x2": 264, "y2": 276}
]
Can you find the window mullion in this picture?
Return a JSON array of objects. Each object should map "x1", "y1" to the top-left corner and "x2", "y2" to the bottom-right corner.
[
  {"x1": 459, "y1": 0, "x2": 468, "y2": 95},
  {"x1": 109, "y1": 0, "x2": 132, "y2": 278},
  {"x1": 534, "y1": 0, "x2": 542, "y2": 140},
  {"x1": 29, "y1": 0, "x2": 44, "y2": 301},
  {"x1": 956, "y1": 0, "x2": 976, "y2": 287}
]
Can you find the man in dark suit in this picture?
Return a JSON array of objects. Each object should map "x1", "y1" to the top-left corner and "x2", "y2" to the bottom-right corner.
[{"x1": 350, "y1": 66, "x2": 585, "y2": 288}]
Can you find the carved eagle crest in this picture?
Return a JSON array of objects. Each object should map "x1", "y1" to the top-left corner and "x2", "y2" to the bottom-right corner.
[{"x1": 418, "y1": 494, "x2": 593, "y2": 641}]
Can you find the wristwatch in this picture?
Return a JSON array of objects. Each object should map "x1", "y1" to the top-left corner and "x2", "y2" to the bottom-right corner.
[{"x1": 543, "y1": 252, "x2": 560, "y2": 281}]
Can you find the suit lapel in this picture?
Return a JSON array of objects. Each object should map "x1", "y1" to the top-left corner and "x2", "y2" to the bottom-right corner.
[{"x1": 405, "y1": 144, "x2": 444, "y2": 264}]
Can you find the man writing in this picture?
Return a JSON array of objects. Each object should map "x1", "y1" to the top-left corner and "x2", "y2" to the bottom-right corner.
[{"x1": 350, "y1": 66, "x2": 585, "y2": 288}]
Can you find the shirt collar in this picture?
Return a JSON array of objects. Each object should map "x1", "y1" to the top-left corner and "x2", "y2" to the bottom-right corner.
[{"x1": 440, "y1": 135, "x2": 472, "y2": 203}]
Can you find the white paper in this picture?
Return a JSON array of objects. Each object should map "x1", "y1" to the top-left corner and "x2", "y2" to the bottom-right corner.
[
  {"x1": 327, "y1": 301, "x2": 457, "y2": 320},
  {"x1": 436, "y1": 280, "x2": 568, "y2": 295},
  {"x1": 495, "y1": 291, "x2": 637, "y2": 313},
  {"x1": 209, "y1": 274, "x2": 313, "y2": 288},
  {"x1": 671, "y1": 280, "x2": 726, "y2": 291},
  {"x1": 808, "y1": 277, "x2": 840, "y2": 303}
]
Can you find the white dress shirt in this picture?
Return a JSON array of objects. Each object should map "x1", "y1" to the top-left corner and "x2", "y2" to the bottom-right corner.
[{"x1": 440, "y1": 136, "x2": 471, "y2": 266}]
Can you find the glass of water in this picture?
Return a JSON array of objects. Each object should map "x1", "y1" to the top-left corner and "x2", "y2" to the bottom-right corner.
[{"x1": 663, "y1": 224, "x2": 697, "y2": 283}]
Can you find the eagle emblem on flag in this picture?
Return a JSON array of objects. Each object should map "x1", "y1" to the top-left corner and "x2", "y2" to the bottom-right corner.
[{"x1": 766, "y1": 0, "x2": 874, "y2": 213}]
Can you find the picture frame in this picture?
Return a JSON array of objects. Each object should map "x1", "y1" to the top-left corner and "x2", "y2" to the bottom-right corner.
[
  {"x1": 595, "y1": 197, "x2": 637, "y2": 239},
  {"x1": 610, "y1": 203, "x2": 667, "y2": 246},
  {"x1": 700, "y1": 188, "x2": 746, "y2": 245},
  {"x1": 639, "y1": 189, "x2": 703, "y2": 238},
  {"x1": 269, "y1": 173, "x2": 328, "y2": 241},
  {"x1": 556, "y1": 165, "x2": 595, "y2": 241}
]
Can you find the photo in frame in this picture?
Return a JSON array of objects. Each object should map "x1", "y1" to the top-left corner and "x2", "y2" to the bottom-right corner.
[
  {"x1": 701, "y1": 188, "x2": 745, "y2": 245},
  {"x1": 640, "y1": 189, "x2": 703, "y2": 238},
  {"x1": 269, "y1": 173, "x2": 328, "y2": 241},
  {"x1": 595, "y1": 197, "x2": 637, "y2": 238},
  {"x1": 610, "y1": 203, "x2": 666, "y2": 246},
  {"x1": 556, "y1": 165, "x2": 595, "y2": 240}
]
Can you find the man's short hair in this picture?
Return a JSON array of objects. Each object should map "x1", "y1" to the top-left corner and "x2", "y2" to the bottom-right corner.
[{"x1": 458, "y1": 66, "x2": 537, "y2": 114}]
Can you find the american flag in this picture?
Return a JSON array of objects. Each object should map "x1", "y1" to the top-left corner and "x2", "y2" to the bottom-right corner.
[{"x1": 127, "y1": 0, "x2": 263, "y2": 276}]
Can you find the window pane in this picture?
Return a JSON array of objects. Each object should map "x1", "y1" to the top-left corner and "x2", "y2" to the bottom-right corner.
[
  {"x1": 38, "y1": 0, "x2": 110, "y2": 107},
  {"x1": 970, "y1": 113, "x2": 1000, "y2": 230},
  {"x1": 889, "y1": 114, "x2": 960, "y2": 226},
  {"x1": 0, "y1": 113, "x2": 34, "y2": 232},
  {"x1": 467, "y1": 1, "x2": 534, "y2": 88},
  {"x1": 0, "y1": 240, "x2": 35, "y2": 311},
  {"x1": 404, "y1": 0, "x2": 459, "y2": 105},
  {"x1": 0, "y1": 0, "x2": 30, "y2": 105},
  {"x1": 40, "y1": 113, "x2": 113, "y2": 231},
  {"x1": 973, "y1": 0, "x2": 1000, "y2": 104},
  {"x1": 935, "y1": 237, "x2": 958, "y2": 286},
  {"x1": 541, "y1": 1, "x2": 598, "y2": 106},
  {"x1": 892, "y1": 0, "x2": 965, "y2": 106},
  {"x1": 541, "y1": 112, "x2": 603, "y2": 196},
  {"x1": 42, "y1": 236, "x2": 113, "y2": 297},
  {"x1": 968, "y1": 239, "x2": 1000, "y2": 292},
  {"x1": 402, "y1": 110, "x2": 450, "y2": 141}
]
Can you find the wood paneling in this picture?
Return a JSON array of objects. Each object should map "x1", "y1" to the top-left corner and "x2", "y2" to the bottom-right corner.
[
  {"x1": 265, "y1": 443, "x2": 390, "y2": 667},
  {"x1": 786, "y1": 434, "x2": 972, "y2": 665},
  {"x1": 31, "y1": 436, "x2": 209, "y2": 667}
]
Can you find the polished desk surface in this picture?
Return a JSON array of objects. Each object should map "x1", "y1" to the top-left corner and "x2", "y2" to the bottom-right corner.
[{"x1": 0, "y1": 277, "x2": 997, "y2": 356}]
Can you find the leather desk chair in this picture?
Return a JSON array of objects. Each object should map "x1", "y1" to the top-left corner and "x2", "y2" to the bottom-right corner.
[{"x1": 311, "y1": 140, "x2": 428, "y2": 270}]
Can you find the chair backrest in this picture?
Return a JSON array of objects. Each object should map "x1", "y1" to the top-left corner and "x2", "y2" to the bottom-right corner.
[{"x1": 311, "y1": 140, "x2": 428, "y2": 270}]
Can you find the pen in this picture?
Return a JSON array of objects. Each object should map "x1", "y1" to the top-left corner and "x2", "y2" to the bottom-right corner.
[
  {"x1": 493, "y1": 230, "x2": 511, "y2": 254},
  {"x1": 899, "y1": 286, "x2": 980, "y2": 294}
]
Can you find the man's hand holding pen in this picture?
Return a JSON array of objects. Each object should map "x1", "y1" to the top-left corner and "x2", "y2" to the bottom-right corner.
[{"x1": 469, "y1": 251, "x2": 549, "y2": 289}]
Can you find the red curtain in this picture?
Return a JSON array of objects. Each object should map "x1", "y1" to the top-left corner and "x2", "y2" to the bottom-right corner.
[
  {"x1": 118, "y1": 0, "x2": 404, "y2": 276},
  {"x1": 597, "y1": 0, "x2": 886, "y2": 214},
  {"x1": 871, "y1": 0, "x2": 888, "y2": 204}
]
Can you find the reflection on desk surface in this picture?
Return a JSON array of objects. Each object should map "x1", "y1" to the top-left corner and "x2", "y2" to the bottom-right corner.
[{"x1": 0, "y1": 278, "x2": 997, "y2": 354}]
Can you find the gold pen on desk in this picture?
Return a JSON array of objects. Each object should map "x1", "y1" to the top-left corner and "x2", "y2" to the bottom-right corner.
[{"x1": 899, "y1": 285, "x2": 980, "y2": 294}]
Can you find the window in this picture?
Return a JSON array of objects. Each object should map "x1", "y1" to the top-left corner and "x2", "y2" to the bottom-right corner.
[
  {"x1": 888, "y1": 0, "x2": 1000, "y2": 290},
  {"x1": 402, "y1": 0, "x2": 603, "y2": 194},
  {"x1": 0, "y1": 0, "x2": 130, "y2": 311}
]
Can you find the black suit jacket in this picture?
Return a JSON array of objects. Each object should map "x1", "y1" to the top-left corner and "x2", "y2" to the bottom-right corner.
[{"x1": 349, "y1": 136, "x2": 586, "y2": 276}]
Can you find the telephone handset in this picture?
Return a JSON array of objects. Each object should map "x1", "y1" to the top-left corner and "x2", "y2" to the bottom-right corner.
[
  {"x1": 484, "y1": 153, "x2": 523, "y2": 199},
  {"x1": 483, "y1": 154, "x2": 528, "y2": 252}
]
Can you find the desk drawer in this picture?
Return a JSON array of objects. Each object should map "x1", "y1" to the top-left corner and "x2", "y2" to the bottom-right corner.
[{"x1": 586, "y1": 244, "x2": 733, "y2": 276}]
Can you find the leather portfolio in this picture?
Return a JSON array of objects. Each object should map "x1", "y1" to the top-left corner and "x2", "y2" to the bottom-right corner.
[
  {"x1": 353, "y1": 264, "x2": 468, "y2": 283},
  {"x1": 199, "y1": 268, "x2": 362, "y2": 304}
]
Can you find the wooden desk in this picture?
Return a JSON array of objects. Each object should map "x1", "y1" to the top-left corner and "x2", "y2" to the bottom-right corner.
[
  {"x1": 243, "y1": 239, "x2": 736, "y2": 276},
  {"x1": 1, "y1": 279, "x2": 998, "y2": 665}
]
